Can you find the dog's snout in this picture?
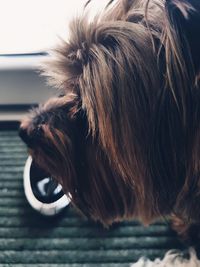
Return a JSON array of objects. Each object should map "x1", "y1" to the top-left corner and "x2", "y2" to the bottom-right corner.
[
  {"x1": 19, "y1": 126, "x2": 31, "y2": 146},
  {"x1": 19, "y1": 121, "x2": 44, "y2": 148}
]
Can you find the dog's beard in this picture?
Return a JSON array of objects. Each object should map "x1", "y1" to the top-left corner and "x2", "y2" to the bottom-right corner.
[{"x1": 19, "y1": 95, "x2": 139, "y2": 226}]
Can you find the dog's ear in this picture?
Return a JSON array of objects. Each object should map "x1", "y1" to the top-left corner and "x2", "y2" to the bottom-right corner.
[
  {"x1": 165, "y1": 0, "x2": 200, "y2": 74},
  {"x1": 161, "y1": 0, "x2": 200, "y2": 129}
]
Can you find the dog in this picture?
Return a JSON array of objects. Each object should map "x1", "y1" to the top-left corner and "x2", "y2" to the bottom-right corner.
[{"x1": 19, "y1": 0, "x2": 200, "y2": 243}]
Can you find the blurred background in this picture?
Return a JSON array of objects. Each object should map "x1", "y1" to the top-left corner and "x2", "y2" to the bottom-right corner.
[{"x1": 0, "y1": 0, "x2": 108, "y2": 124}]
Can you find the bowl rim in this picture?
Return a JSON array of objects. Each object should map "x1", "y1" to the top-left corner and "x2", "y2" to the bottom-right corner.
[{"x1": 23, "y1": 155, "x2": 71, "y2": 216}]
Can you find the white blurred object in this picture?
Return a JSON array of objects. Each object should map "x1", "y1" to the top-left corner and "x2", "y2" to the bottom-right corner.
[
  {"x1": 0, "y1": 0, "x2": 110, "y2": 54},
  {"x1": 24, "y1": 156, "x2": 71, "y2": 216},
  {"x1": 131, "y1": 248, "x2": 200, "y2": 267}
]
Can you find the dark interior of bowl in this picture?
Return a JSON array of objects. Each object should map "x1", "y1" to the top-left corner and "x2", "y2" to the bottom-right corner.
[{"x1": 30, "y1": 161, "x2": 64, "y2": 204}]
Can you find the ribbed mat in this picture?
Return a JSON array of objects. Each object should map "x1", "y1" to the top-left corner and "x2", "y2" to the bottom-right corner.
[{"x1": 0, "y1": 130, "x2": 183, "y2": 266}]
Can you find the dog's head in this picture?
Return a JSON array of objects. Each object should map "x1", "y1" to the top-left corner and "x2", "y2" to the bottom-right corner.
[{"x1": 20, "y1": 0, "x2": 200, "y2": 226}]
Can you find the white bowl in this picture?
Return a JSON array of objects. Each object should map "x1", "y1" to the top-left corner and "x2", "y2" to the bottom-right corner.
[{"x1": 23, "y1": 156, "x2": 71, "y2": 216}]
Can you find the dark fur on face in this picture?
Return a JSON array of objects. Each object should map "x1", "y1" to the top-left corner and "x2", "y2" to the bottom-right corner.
[
  {"x1": 20, "y1": 0, "x2": 200, "y2": 239},
  {"x1": 19, "y1": 94, "x2": 136, "y2": 225}
]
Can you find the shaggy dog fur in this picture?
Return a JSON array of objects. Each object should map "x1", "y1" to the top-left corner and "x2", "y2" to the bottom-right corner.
[{"x1": 19, "y1": 0, "x2": 200, "y2": 243}]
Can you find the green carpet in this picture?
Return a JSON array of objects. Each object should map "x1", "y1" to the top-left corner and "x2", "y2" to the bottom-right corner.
[{"x1": 0, "y1": 130, "x2": 183, "y2": 266}]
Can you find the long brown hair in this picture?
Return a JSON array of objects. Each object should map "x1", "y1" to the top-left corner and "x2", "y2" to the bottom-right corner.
[{"x1": 21, "y1": 0, "x2": 200, "y2": 226}]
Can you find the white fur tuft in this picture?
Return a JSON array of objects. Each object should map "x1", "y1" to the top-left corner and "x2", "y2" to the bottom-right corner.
[{"x1": 131, "y1": 249, "x2": 200, "y2": 267}]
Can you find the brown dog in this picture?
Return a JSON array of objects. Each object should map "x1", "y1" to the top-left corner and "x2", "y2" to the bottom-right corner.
[{"x1": 19, "y1": 0, "x2": 200, "y2": 242}]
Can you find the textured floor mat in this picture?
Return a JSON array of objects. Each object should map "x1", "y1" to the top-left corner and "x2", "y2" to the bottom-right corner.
[{"x1": 0, "y1": 130, "x2": 183, "y2": 266}]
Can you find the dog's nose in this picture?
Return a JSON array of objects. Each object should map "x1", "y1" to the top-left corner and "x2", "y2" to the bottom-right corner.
[
  {"x1": 19, "y1": 123, "x2": 44, "y2": 148},
  {"x1": 19, "y1": 126, "x2": 31, "y2": 147}
]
